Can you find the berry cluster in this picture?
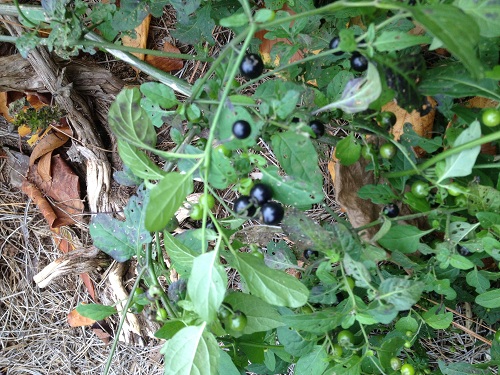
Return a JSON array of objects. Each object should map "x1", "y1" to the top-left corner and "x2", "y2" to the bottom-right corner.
[
  {"x1": 233, "y1": 182, "x2": 284, "y2": 225},
  {"x1": 329, "y1": 36, "x2": 368, "y2": 72}
]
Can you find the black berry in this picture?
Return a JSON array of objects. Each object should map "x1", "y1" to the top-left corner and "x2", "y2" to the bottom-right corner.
[
  {"x1": 303, "y1": 249, "x2": 319, "y2": 259},
  {"x1": 233, "y1": 196, "x2": 257, "y2": 217},
  {"x1": 261, "y1": 201, "x2": 284, "y2": 225},
  {"x1": 350, "y1": 52, "x2": 368, "y2": 72},
  {"x1": 309, "y1": 120, "x2": 325, "y2": 138},
  {"x1": 232, "y1": 120, "x2": 252, "y2": 139},
  {"x1": 239, "y1": 53, "x2": 264, "y2": 79},
  {"x1": 457, "y1": 245, "x2": 471, "y2": 256},
  {"x1": 383, "y1": 203, "x2": 400, "y2": 218},
  {"x1": 250, "y1": 183, "x2": 273, "y2": 206},
  {"x1": 329, "y1": 37, "x2": 343, "y2": 55}
]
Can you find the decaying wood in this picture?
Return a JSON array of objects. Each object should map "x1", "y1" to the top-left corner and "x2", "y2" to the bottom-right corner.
[
  {"x1": 33, "y1": 246, "x2": 109, "y2": 288},
  {"x1": 2, "y1": 16, "x2": 116, "y2": 214}
]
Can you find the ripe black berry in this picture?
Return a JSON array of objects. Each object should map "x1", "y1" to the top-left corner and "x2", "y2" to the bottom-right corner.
[
  {"x1": 233, "y1": 195, "x2": 257, "y2": 217},
  {"x1": 309, "y1": 120, "x2": 325, "y2": 138},
  {"x1": 457, "y1": 245, "x2": 471, "y2": 256},
  {"x1": 261, "y1": 201, "x2": 284, "y2": 225},
  {"x1": 232, "y1": 120, "x2": 251, "y2": 139},
  {"x1": 383, "y1": 203, "x2": 400, "y2": 218},
  {"x1": 239, "y1": 53, "x2": 264, "y2": 79},
  {"x1": 250, "y1": 183, "x2": 273, "y2": 206},
  {"x1": 350, "y1": 52, "x2": 368, "y2": 72},
  {"x1": 303, "y1": 249, "x2": 319, "y2": 259},
  {"x1": 329, "y1": 37, "x2": 343, "y2": 55}
]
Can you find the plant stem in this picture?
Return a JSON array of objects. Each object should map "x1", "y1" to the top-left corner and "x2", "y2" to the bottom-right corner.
[
  {"x1": 383, "y1": 130, "x2": 500, "y2": 179},
  {"x1": 0, "y1": 35, "x2": 17, "y2": 43}
]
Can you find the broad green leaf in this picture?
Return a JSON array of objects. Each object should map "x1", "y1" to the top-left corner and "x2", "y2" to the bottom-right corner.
[
  {"x1": 357, "y1": 184, "x2": 398, "y2": 204},
  {"x1": 216, "y1": 350, "x2": 240, "y2": 375},
  {"x1": 309, "y1": 284, "x2": 339, "y2": 304},
  {"x1": 233, "y1": 252, "x2": 309, "y2": 307},
  {"x1": 163, "y1": 232, "x2": 198, "y2": 276},
  {"x1": 378, "y1": 225, "x2": 433, "y2": 253},
  {"x1": 378, "y1": 336, "x2": 406, "y2": 371},
  {"x1": 172, "y1": 5, "x2": 215, "y2": 44},
  {"x1": 254, "y1": 8, "x2": 276, "y2": 23},
  {"x1": 294, "y1": 346, "x2": 329, "y2": 375},
  {"x1": 423, "y1": 306, "x2": 453, "y2": 329},
  {"x1": 140, "y1": 98, "x2": 174, "y2": 127},
  {"x1": 468, "y1": 184, "x2": 500, "y2": 214},
  {"x1": 449, "y1": 254, "x2": 475, "y2": 270},
  {"x1": 476, "y1": 212, "x2": 500, "y2": 229},
  {"x1": 313, "y1": 63, "x2": 382, "y2": 114},
  {"x1": 216, "y1": 105, "x2": 263, "y2": 150},
  {"x1": 219, "y1": 12, "x2": 248, "y2": 28},
  {"x1": 276, "y1": 326, "x2": 316, "y2": 357},
  {"x1": 161, "y1": 324, "x2": 219, "y2": 375},
  {"x1": 264, "y1": 240, "x2": 298, "y2": 271},
  {"x1": 449, "y1": 222, "x2": 480, "y2": 243},
  {"x1": 155, "y1": 320, "x2": 187, "y2": 340},
  {"x1": 271, "y1": 131, "x2": 323, "y2": 187},
  {"x1": 335, "y1": 133, "x2": 361, "y2": 166},
  {"x1": 188, "y1": 252, "x2": 227, "y2": 323},
  {"x1": 117, "y1": 140, "x2": 166, "y2": 180},
  {"x1": 206, "y1": 148, "x2": 238, "y2": 189},
  {"x1": 466, "y1": 268, "x2": 490, "y2": 294},
  {"x1": 281, "y1": 306, "x2": 345, "y2": 334},
  {"x1": 374, "y1": 31, "x2": 432, "y2": 52},
  {"x1": 145, "y1": 172, "x2": 193, "y2": 232},
  {"x1": 395, "y1": 316, "x2": 419, "y2": 333},
  {"x1": 437, "y1": 121, "x2": 481, "y2": 183},
  {"x1": 419, "y1": 64, "x2": 500, "y2": 101},
  {"x1": 343, "y1": 253, "x2": 372, "y2": 289},
  {"x1": 455, "y1": 0, "x2": 500, "y2": 38},
  {"x1": 170, "y1": 0, "x2": 200, "y2": 23},
  {"x1": 76, "y1": 303, "x2": 116, "y2": 320},
  {"x1": 411, "y1": 4, "x2": 482, "y2": 78},
  {"x1": 330, "y1": 355, "x2": 362, "y2": 375},
  {"x1": 438, "y1": 360, "x2": 491, "y2": 374},
  {"x1": 475, "y1": 289, "x2": 500, "y2": 308},
  {"x1": 260, "y1": 166, "x2": 324, "y2": 208},
  {"x1": 140, "y1": 82, "x2": 178, "y2": 109},
  {"x1": 378, "y1": 278, "x2": 424, "y2": 311},
  {"x1": 108, "y1": 87, "x2": 157, "y2": 147},
  {"x1": 90, "y1": 186, "x2": 152, "y2": 262}
]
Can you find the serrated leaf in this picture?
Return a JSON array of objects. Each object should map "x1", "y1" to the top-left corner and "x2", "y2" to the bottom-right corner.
[
  {"x1": 117, "y1": 140, "x2": 166, "y2": 180},
  {"x1": 260, "y1": 166, "x2": 323, "y2": 208},
  {"x1": 233, "y1": 252, "x2": 309, "y2": 307},
  {"x1": 161, "y1": 324, "x2": 219, "y2": 375},
  {"x1": 294, "y1": 345, "x2": 329, "y2": 375},
  {"x1": 108, "y1": 87, "x2": 157, "y2": 147},
  {"x1": 145, "y1": 172, "x2": 193, "y2": 232},
  {"x1": 188, "y1": 252, "x2": 227, "y2": 323},
  {"x1": 374, "y1": 31, "x2": 432, "y2": 52},
  {"x1": 455, "y1": 0, "x2": 500, "y2": 38},
  {"x1": 379, "y1": 225, "x2": 433, "y2": 253},
  {"x1": 437, "y1": 121, "x2": 481, "y2": 183},
  {"x1": 357, "y1": 184, "x2": 398, "y2": 204},
  {"x1": 378, "y1": 278, "x2": 424, "y2": 311},
  {"x1": 271, "y1": 131, "x2": 322, "y2": 186},
  {"x1": 163, "y1": 232, "x2": 198, "y2": 276},
  {"x1": 411, "y1": 4, "x2": 483, "y2": 79},
  {"x1": 172, "y1": 5, "x2": 215, "y2": 45},
  {"x1": 423, "y1": 305, "x2": 453, "y2": 329},
  {"x1": 475, "y1": 289, "x2": 500, "y2": 308},
  {"x1": 76, "y1": 303, "x2": 116, "y2": 320},
  {"x1": 335, "y1": 133, "x2": 361, "y2": 166}
]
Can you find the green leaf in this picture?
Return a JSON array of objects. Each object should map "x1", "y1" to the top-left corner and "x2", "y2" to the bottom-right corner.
[
  {"x1": 170, "y1": 0, "x2": 201, "y2": 24},
  {"x1": 357, "y1": 184, "x2": 398, "y2": 204},
  {"x1": 378, "y1": 278, "x2": 424, "y2": 311},
  {"x1": 219, "y1": 12, "x2": 248, "y2": 28},
  {"x1": 455, "y1": 0, "x2": 500, "y2": 38},
  {"x1": 466, "y1": 268, "x2": 490, "y2": 294},
  {"x1": 271, "y1": 131, "x2": 323, "y2": 186},
  {"x1": 423, "y1": 305, "x2": 453, "y2": 329},
  {"x1": 172, "y1": 5, "x2": 215, "y2": 45},
  {"x1": 276, "y1": 325, "x2": 316, "y2": 357},
  {"x1": 294, "y1": 345, "x2": 329, "y2": 375},
  {"x1": 313, "y1": 63, "x2": 382, "y2": 114},
  {"x1": 233, "y1": 252, "x2": 309, "y2": 307},
  {"x1": 254, "y1": 9, "x2": 277, "y2": 23},
  {"x1": 282, "y1": 306, "x2": 345, "y2": 334},
  {"x1": 155, "y1": 320, "x2": 187, "y2": 340},
  {"x1": 438, "y1": 360, "x2": 491, "y2": 374},
  {"x1": 476, "y1": 212, "x2": 500, "y2": 229},
  {"x1": 188, "y1": 252, "x2": 227, "y2": 323},
  {"x1": 335, "y1": 133, "x2": 361, "y2": 166},
  {"x1": 163, "y1": 232, "x2": 198, "y2": 276},
  {"x1": 216, "y1": 350, "x2": 240, "y2": 375},
  {"x1": 449, "y1": 254, "x2": 475, "y2": 270},
  {"x1": 437, "y1": 121, "x2": 481, "y2": 183},
  {"x1": 343, "y1": 253, "x2": 372, "y2": 289},
  {"x1": 374, "y1": 31, "x2": 432, "y2": 52},
  {"x1": 117, "y1": 140, "x2": 166, "y2": 180},
  {"x1": 264, "y1": 240, "x2": 298, "y2": 270},
  {"x1": 217, "y1": 106, "x2": 262, "y2": 151},
  {"x1": 161, "y1": 324, "x2": 219, "y2": 375},
  {"x1": 419, "y1": 64, "x2": 500, "y2": 101},
  {"x1": 468, "y1": 184, "x2": 500, "y2": 214},
  {"x1": 206, "y1": 148, "x2": 238, "y2": 189},
  {"x1": 76, "y1": 303, "x2": 116, "y2": 320},
  {"x1": 260, "y1": 166, "x2": 324, "y2": 208},
  {"x1": 140, "y1": 82, "x2": 178, "y2": 109},
  {"x1": 108, "y1": 88, "x2": 157, "y2": 147},
  {"x1": 90, "y1": 186, "x2": 151, "y2": 262},
  {"x1": 224, "y1": 292, "x2": 284, "y2": 335},
  {"x1": 140, "y1": 98, "x2": 174, "y2": 127},
  {"x1": 476, "y1": 289, "x2": 500, "y2": 308},
  {"x1": 145, "y1": 172, "x2": 193, "y2": 232},
  {"x1": 411, "y1": 4, "x2": 483, "y2": 79},
  {"x1": 395, "y1": 316, "x2": 419, "y2": 333},
  {"x1": 379, "y1": 225, "x2": 433, "y2": 254}
]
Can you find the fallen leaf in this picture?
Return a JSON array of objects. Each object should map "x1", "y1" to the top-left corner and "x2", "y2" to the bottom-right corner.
[
  {"x1": 37, "y1": 152, "x2": 52, "y2": 182},
  {"x1": 67, "y1": 307, "x2": 96, "y2": 327},
  {"x1": 92, "y1": 322, "x2": 112, "y2": 344},
  {"x1": 22, "y1": 179, "x2": 59, "y2": 228},
  {"x1": 0, "y1": 92, "x2": 13, "y2": 122},
  {"x1": 145, "y1": 41, "x2": 184, "y2": 72},
  {"x1": 29, "y1": 124, "x2": 72, "y2": 165},
  {"x1": 122, "y1": 14, "x2": 151, "y2": 61}
]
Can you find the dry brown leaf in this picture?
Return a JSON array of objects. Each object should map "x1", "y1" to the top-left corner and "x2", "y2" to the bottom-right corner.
[
  {"x1": 22, "y1": 179, "x2": 59, "y2": 228},
  {"x1": 37, "y1": 151, "x2": 52, "y2": 182},
  {"x1": 465, "y1": 97, "x2": 498, "y2": 109},
  {"x1": 18, "y1": 125, "x2": 32, "y2": 137},
  {"x1": 29, "y1": 124, "x2": 72, "y2": 165},
  {"x1": 145, "y1": 41, "x2": 184, "y2": 72},
  {"x1": 67, "y1": 308, "x2": 96, "y2": 327},
  {"x1": 0, "y1": 91, "x2": 13, "y2": 122},
  {"x1": 122, "y1": 14, "x2": 151, "y2": 61}
]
